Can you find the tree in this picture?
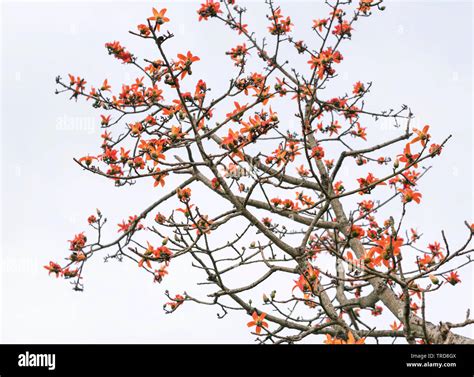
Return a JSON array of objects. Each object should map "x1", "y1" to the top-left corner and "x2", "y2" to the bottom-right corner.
[{"x1": 48, "y1": 0, "x2": 473, "y2": 344}]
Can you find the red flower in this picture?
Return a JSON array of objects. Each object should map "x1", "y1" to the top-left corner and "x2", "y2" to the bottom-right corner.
[
  {"x1": 155, "y1": 213, "x2": 166, "y2": 224},
  {"x1": 352, "y1": 81, "x2": 365, "y2": 95},
  {"x1": 350, "y1": 225, "x2": 365, "y2": 239},
  {"x1": 311, "y1": 146, "x2": 325, "y2": 160},
  {"x1": 154, "y1": 266, "x2": 168, "y2": 283},
  {"x1": 371, "y1": 305, "x2": 383, "y2": 316},
  {"x1": 445, "y1": 271, "x2": 461, "y2": 286},
  {"x1": 429, "y1": 143, "x2": 442, "y2": 156},
  {"x1": 357, "y1": 173, "x2": 386, "y2": 195},
  {"x1": 100, "y1": 115, "x2": 111, "y2": 126},
  {"x1": 313, "y1": 18, "x2": 328, "y2": 32},
  {"x1": 358, "y1": 200, "x2": 374, "y2": 213},
  {"x1": 262, "y1": 217, "x2": 272, "y2": 227},
  {"x1": 349, "y1": 123, "x2": 367, "y2": 140},
  {"x1": 69, "y1": 232, "x2": 87, "y2": 251},
  {"x1": 197, "y1": 0, "x2": 222, "y2": 22},
  {"x1": 211, "y1": 177, "x2": 221, "y2": 190},
  {"x1": 333, "y1": 21, "x2": 353, "y2": 37},
  {"x1": 165, "y1": 294, "x2": 185, "y2": 311},
  {"x1": 247, "y1": 311, "x2": 268, "y2": 334},
  {"x1": 117, "y1": 215, "x2": 144, "y2": 233},
  {"x1": 333, "y1": 181, "x2": 345, "y2": 195},
  {"x1": 102, "y1": 147, "x2": 118, "y2": 163},
  {"x1": 105, "y1": 41, "x2": 133, "y2": 63},
  {"x1": 63, "y1": 268, "x2": 79, "y2": 278},
  {"x1": 44, "y1": 262, "x2": 63, "y2": 278},
  {"x1": 137, "y1": 24, "x2": 151, "y2": 36}
]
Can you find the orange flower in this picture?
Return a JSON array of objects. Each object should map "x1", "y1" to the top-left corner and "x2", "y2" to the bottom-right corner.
[
  {"x1": 137, "y1": 24, "x2": 151, "y2": 36},
  {"x1": 293, "y1": 264, "x2": 319, "y2": 294},
  {"x1": 357, "y1": 173, "x2": 386, "y2": 195},
  {"x1": 296, "y1": 192, "x2": 315, "y2": 207},
  {"x1": 176, "y1": 51, "x2": 200, "y2": 79},
  {"x1": 410, "y1": 125, "x2": 430, "y2": 146},
  {"x1": 154, "y1": 265, "x2": 168, "y2": 283},
  {"x1": 79, "y1": 155, "x2": 97, "y2": 167},
  {"x1": 226, "y1": 101, "x2": 247, "y2": 121},
  {"x1": 398, "y1": 143, "x2": 419, "y2": 168},
  {"x1": 100, "y1": 79, "x2": 111, "y2": 91},
  {"x1": 368, "y1": 236, "x2": 404, "y2": 267},
  {"x1": 399, "y1": 188, "x2": 422, "y2": 204},
  {"x1": 176, "y1": 204, "x2": 194, "y2": 218},
  {"x1": 247, "y1": 311, "x2": 268, "y2": 334},
  {"x1": 221, "y1": 128, "x2": 240, "y2": 148},
  {"x1": 297, "y1": 164, "x2": 309, "y2": 177},
  {"x1": 351, "y1": 123, "x2": 367, "y2": 140},
  {"x1": 325, "y1": 331, "x2": 364, "y2": 344},
  {"x1": 170, "y1": 125, "x2": 186, "y2": 140},
  {"x1": 390, "y1": 321, "x2": 402, "y2": 331},
  {"x1": 153, "y1": 169, "x2": 168, "y2": 187},
  {"x1": 177, "y1": 187, "x2": 192, "y2": 203},
  {"x1": 148, "y1": 8, "x2": 170, "y2": 31}
]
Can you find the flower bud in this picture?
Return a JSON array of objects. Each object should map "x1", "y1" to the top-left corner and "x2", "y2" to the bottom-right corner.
[{"x1": 429, "y1": 274, "x2": 439, "y2": 285}]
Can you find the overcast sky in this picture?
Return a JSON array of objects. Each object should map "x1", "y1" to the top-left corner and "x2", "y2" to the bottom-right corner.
[{"x1": 1, "y1": 0, "x2": 472, "y2": 343}]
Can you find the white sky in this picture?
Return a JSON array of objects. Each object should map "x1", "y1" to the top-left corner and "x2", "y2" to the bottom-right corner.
[{"x1": 1, "y1": 0, "x2": 472, "y2": 343}]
